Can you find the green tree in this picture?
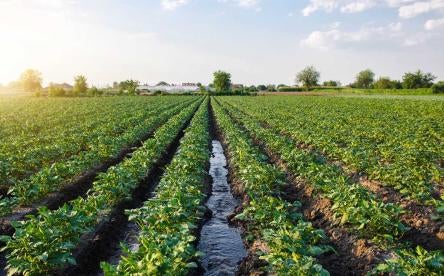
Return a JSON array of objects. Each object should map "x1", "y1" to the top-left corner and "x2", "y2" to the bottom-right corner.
[
  {"x1": 213, "y1": 71, "x2": 232, "y2": 93},
  {"x1": 20, "y1": 69, "x2": 42, "y2": 92},
  {"x1": 296, "y1": 66, "x2": 320, "y2": 90},
  {"x1": 156, "y1": 81, "x2": 169, "y2": 86},
  {"x1": 196, "y1": 83, "x2": 206, "y2": 93},
  {"x1": 48, "y1": 84, "x2": 66, "y2": 97},
  {"x1": 256, "y1": 85, "x2": 266, "y2": 91},
  {"x1": 431, "y1": 81, "x2": 444, "y2": 93},
  {"x1": 392, "y1": 80, "x2": 403, "y2": 89},
  {"x1": 267, "y1": 85, "x2": 277, "y2": 92},
  {"x1": 374, "y1": 77, "x2": 396, "y2": 89},
  {"x1": 119, "y1": 79, "x2": 139, "y2": 95},
  {"x1": 87, "y1": 86, "x2": 100, "y2": 96},
  {"x1": 73, "y1": 75, "x2": 88, "y2": 96},
  {"x1": 249, "y1": 85, "x2": 258, "y2": 92},
  {"x1": 402, "y1": 70, "x2": 436, "y2": 89},
  {"x1": 354, "y1": 69, "x2": 375, "y2": 88},
  {"x1": 323, "y1": 80, "x2": 340, "y2": 87}
]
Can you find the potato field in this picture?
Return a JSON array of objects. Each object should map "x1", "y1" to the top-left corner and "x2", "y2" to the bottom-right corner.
[{"x1": 0, "y1": 95, "x2": 442, "y2": 275}]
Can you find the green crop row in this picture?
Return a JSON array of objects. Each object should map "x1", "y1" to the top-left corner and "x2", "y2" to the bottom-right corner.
[
  {"x1": 223, "y1": 96, "x2": 443, "y2": 205},
  {"x1": 375, "y1": 246, "x2": 443, "y2": 275},
  {"x1": 0, "y1": 99, "x2": 201, "y2": 275},
  {"x1": 0, "y1": 97, "x2": 184, "y2": 187},
  {"x1": 217, "y1": 98, "x2": 444, "y2": 275},
  {"x1": 212, "y1": 98, "x2": 332, "y2": 275},
  {"x1": 0, "y1": 99, "x2": 197, "y2": 216},
  {"x1": 102, "y1": 97, "x2": 210, "y2": 275},
  {"x1": 218, "y1": 98, "x2": 407, "y2": 242}
]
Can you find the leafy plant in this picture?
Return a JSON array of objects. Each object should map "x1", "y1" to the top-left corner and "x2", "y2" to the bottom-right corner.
[
  {"x1": 212, "y1": 99, "x2": 331, "y2": 274},
  {"x1": 0, "y1": 97, "x2": 196, "y2": 216},
  {"x1": 376, "y1": 246, "x2": 444, "y2": 276},
  {"x1": 102, "y1": 98, "x2": 210, "y2": 275},
  {"x1": 2, "y1": 99, "x2": 202, "y2": 274}
]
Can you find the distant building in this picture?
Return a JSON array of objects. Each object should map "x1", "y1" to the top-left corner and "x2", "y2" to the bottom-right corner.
[
  {"x1": 137, "y1": 83, "x2": 200, "y2": 93},
  {"x1": 181, "y1": 82, "x2": 198, "y2": 87},
  {"x1": 47, "y1": 83, "x2": 73, "y2": 90},
  {"x1": 231, "y1": 84, "x2": 243, "y2": 89}
]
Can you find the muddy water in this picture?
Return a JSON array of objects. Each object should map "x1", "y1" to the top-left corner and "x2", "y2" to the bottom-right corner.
[{"x1": 198, "y1": 140, "x2": 246, "y2": 276}]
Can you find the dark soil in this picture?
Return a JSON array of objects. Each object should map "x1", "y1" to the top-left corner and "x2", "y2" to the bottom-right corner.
[
  {"x1": 275, "y1": 125, "x2": 444, "y2": 251},
  {"x1": 224, "y1": 100, "x2": 444, "y2": 252},
  {"x1": 358, "y1": 178, "x2": 444, "y2": 251},
  {"x1": 57, "y1": 106, "x2": 200, "y2": 276},
  {"x1": 187, "y1": 100, "x2": 213, "y2": 276},
  {"x1": 0, "y1": 124, "x2": 162, "y2": 237},
  {"x1": 218, "y1": 100, "x2": 389, "y2": 276}
]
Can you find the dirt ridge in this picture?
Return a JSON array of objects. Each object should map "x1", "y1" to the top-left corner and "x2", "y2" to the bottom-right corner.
[
  {"x1": 58, "y1": 103, "x2": 201, "y2": 275},
  {"x1": 189, "y1": 99, "x2": 216, "y2": 276},
  {"x1": 0, "y1": 120, "x2": 167, "y2": 237},
  {"x1": 223, "y1": 100, "x2": 444, "y2": 251},
  {"x1": 218, "y1": 101, "x2": 389, "y2": 276}
]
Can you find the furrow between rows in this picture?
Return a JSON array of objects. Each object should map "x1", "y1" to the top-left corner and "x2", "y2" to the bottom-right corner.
[{"x1": 0, "y1": 98, "x2": 203, "y2": 275}]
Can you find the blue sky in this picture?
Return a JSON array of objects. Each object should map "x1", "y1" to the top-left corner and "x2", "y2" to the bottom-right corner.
[{"x1": 0, "y1": 0, "x2": 443, "y2": 86}]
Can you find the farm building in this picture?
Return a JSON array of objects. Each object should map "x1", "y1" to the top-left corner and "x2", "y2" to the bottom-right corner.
[{"x1": 137, "y1": 83, "x2": 200, "y2": 93}]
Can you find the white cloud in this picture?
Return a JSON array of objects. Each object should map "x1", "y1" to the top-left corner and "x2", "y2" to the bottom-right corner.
[
  {"x1": 0, "y1": 0, "x2": 78, "y2": 10},
  {"x1": 301, "y1": 29, "x2": 343, "y2": 50},
  {"x1": 302, "y1": 0, "x2": 444, "y2": 17},
  {"x1": 424, "y1": 17, "x2": 444, "y2": 29},
  {"x1": 235, "y1": 0, "x2": 259, "y2": 7},
  {"x1": 218, "y1": 0, "x2": 261, "y2": 9},
  {"x1": 340, "y1": 0, "x2": 378, "y2": 13},
  {"x1": 161, "y1": 0, "x2": 190, "y2": 10},
  {"x1": 385, "y1": 0, "x2": 416, "y2": 7},
  {"x1": 301, "y1": 22, "x2": 403, "y2": 50},
  {"x1": 398, "y1": 0, "x2": 444, "y2": 18},
  {"x1": 330, "y1": 21, "x2": 342, "y2": 28},
  {"x1": 403, "y1": 32, "x2": 433, "y2": 45},
  {"x1": 302, "y1": 0, "x2": 339, "y2": 16}
]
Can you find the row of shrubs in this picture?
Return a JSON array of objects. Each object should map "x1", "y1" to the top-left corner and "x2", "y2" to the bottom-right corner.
[
  {"x1": 213, "y1": 90, "x2": 257, "y2": 96},
  {"x1": 39, "y1": 88, "x2": 204, "y2": 97},
  {"x1": 34, "y1": 87, "x2": 142, "y2": 97},
  {"x1": 34, "y1": 83, "x2": 444, "y2": 97},
  {"x1": 274, "y1": 83, "x2": 444, "y2": 94},
  {"x1": 48, "y1": 86, "x2": 105, "y2": 97},
  {"x1": 277, "y1": 86, "x2": 344, "y2": 92},
  {"x1": 432, "y1": 81, "x2": 444, "y2": 93}
]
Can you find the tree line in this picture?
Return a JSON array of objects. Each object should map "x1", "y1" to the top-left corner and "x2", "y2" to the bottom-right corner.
[
  {"x1": 4, "y1": 67, "x2": 444, "y2": 96},
  {"x1": 210, "y1": 68, "x2": 443, "y2": 94},
  {"x1": 295, "y1": 66, "x2": 443, "y2": 93},
  {"x1": 2, "y1": 69, "x2": 141, "y2": 97}
]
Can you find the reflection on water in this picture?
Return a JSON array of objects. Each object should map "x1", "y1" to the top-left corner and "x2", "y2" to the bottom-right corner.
[{"x1": 198, "y1": 140, "x2": 246, "y2": 276}]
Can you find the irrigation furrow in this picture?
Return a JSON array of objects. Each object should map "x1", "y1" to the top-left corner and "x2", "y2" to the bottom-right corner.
[
  {"x1": 211, "y1": 98, "x2": 331, "y2": 275},
  {"x1": 196, "y1": 102, "x2": 246, "y2": 275},
  {"x1": 210, "y1": 105, "x2": 267, "y2": 275}
]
